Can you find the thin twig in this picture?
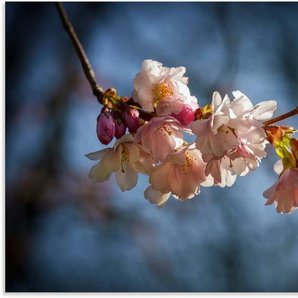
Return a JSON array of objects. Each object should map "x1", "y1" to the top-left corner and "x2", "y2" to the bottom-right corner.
[
  {"x1": 55, "y1": 2, "x2": 104, "y2": 103},
  {"x1": 263, "y1": 106, "x2": 298, "y2": 126}
]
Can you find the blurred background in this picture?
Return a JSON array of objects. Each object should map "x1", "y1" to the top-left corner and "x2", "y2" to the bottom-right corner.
[{"x1": 5, "y1": 2, "x2": 298, "y2": 292}]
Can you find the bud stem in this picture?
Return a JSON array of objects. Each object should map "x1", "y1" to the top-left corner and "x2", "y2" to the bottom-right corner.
[{"x1": 263, "y1": 106, "x2": 298, "y2": 126}]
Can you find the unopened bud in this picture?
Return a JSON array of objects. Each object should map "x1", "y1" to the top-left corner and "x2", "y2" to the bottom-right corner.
[
  {"x1": 96, "y1": 108, "x2": 115, "y2": 145},
  {"x1": 112, "y1": 110, "x2": 126, "y2": 139},
  {"x1": 124, "y1": 108, "x2": 140, "y2": 133},
  {"x1": 115, "y1": 120, "x2": 126, "y2": 139},
  {"x1": 172, "y1": 104, "x2": 195, "y2": 125}
]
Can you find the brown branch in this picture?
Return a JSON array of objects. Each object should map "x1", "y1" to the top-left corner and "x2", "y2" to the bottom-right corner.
[
  {"x1": 55, "y1": 2, "x2": 104, "y2": 103},
  {"x1": 263, "y1": 106, "x2": 298, "y2": 126}
]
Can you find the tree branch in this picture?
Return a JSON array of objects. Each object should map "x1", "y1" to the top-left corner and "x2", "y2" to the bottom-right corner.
[
  {"x1": 263, "y1": 106, "x2": 298, "y2": 126},
  {"x1": 55, "y1": 2, "x2": 104, "y2": 103}
]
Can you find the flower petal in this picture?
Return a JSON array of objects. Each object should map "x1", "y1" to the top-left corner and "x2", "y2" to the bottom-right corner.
[
  {"x1": 85, "y1": 148, "x2": 109, "y2": 161},
  {"x1": 144, "y1": 186, "x2": 171, "y2": 207},
  {"x1": 252, "y1": 100, "x2": 277, "y2": 121},
  {"x1": 101, "y1": 148, "x2": 121, "y2": 173},
  {"x1": 115, "y1": 162, "x2": 138, "y2": 191},
  {"x1": 88, "y1": 162, "x2": 112, "y2": 183}
]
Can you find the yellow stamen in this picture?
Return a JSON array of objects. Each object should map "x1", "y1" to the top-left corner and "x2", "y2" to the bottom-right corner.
[
  {"x1": 217, "y1": 124, "x2": 231, "y2": 134},
  {"x1": 158, "y1": 122, "x2": 173, "y2": 137},
  {"x1": 183, "y1": 151, "x2": 196, "y2": 175},
  {"x1": 121, "y1": 146, "x2": 129, "y2": 173},
  {"x1": 153, "y1": 83, "x2": 173, "y2": 106},
  {"x1": 229, "y1": 159, "x2": 233, "y2": 168}
]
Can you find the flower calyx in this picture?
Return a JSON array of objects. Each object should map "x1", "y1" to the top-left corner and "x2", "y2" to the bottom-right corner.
[
  {"x1": 194, "y1": 104, "x2": 213, "y2": 120},
  {"x1": 265, "y1": 125, "x2": 298, "y2": 172}
]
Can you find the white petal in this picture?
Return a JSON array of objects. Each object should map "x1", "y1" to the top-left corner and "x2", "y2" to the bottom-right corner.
[
  {"x1": 230, "y1": 156, "x2": 244, "y2": 173},
  {"x1": 115, "y1": 163, "x2": 138, "y2": 191},
  {"x1": 231, "y1": 90, "x2": 253, "y2": 111},
  {"x1": 252, "y1": 100, "x2": 277, "y2": 121},
  {"x1": 88, "y1": 162, "x2": 112, "y2": 183},
  {"x1": 126, "y1": 144, "x2": 140, "y2": 163},
  {"x1": 114, "y1": 134, "x2": 134, "y2": 149},
  {"x1": 101, "y1": 148, "x2": 121, "y2": 173},
  {"x1": 218, "y1": 169, "x2": 237, "y2": 187},
  {"x1": 273, "y1": 160, "x2": 283, "y2": 175},
  {"x1": 212, "y1": 91, "x2": 223, "y2": 108},
  {"x1": 144, "y1": 186, "x2": 171, "y2": 207},
  {"x1": 200, "y1": 174, "x2": 215, "y2": 187},
  {"x1": 85, "y1": 148, "x2": 109, "y2": 161}
]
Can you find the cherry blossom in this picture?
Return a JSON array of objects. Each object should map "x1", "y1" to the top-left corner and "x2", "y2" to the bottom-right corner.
[
  {"x1": 86, "y1": 134, "x2": 154, "y2": 191},
  {"x1": 149, "y1": 145, "x2": 207, "y2": 201},
  {"x1": 263, "y1": 168, "x2": 298, "y2": 214},
  {"x1": 191, "y1": 91, "x2": 276, "y2": 159},
  {"x1": 132, "y1": 59, "x2": 198, "y2": 116},
  {"x1": 191, "y1": 91, "x2": 277, "y2": 185},
  {"x1": 134, "y1": 116, "x2": 189, "y2": 163},
  {"x1": 225, "y1": 119, "x2": 269, "y2": 176}
]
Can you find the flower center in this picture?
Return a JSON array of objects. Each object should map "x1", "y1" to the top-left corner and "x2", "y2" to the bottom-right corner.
[
  {"x1": 121, "y1": 145, "x2": 129, "y2": 173},
  {"x1": 217, "y1": 124, "x2": 231, "y2": 134},
  {"x1": 158, "y1": 122, "x2": 173, "y2": 137},
  {"x1": 153, "y1": 83, "x2": 173, "y2": 105},
  {"x1": 183, "y1": 151, "x2": 195, "y2": 174}
]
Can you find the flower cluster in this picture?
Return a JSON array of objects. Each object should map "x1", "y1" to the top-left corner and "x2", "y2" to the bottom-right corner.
[{"x1": 86, "y1": 59, "x2": 298, "y2": 213}]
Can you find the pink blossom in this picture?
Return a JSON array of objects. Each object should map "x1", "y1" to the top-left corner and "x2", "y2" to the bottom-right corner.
[
  {"x1": 86, "y1": 134, "x2": 154, "y2": 191},
  {"x1": 225, "y1": 119, "x2": 269, "y2": 176},
  {"x1": 191, "y1": 91, "x2": 277, "y2": 185},
  {"x1": 134, "y1": 116, "x2": 189, "y2": 163},
  {"x1": 132, "y1": 59, "x2": 198, "y2": 116},
  {"x1": 149, "y1": 145, "x2": 207, "y2": 200},
  {"x1": 191, "y1": 92, "x2": 239, "y2": 158},
  {"x1": 263, "y1": 168, "x2": 298, "y2": 214},
  {"x1": 96, "y1": 108, "x2": 115, "y2": 145},
  {"x1": 191, "y1": 91, "x2": 276, "y2": 159}
]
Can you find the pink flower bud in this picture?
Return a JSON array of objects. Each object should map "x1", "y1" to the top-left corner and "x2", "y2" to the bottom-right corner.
[
  {"x1": 96, "y1": 108, "x2": 115, "y2": 145},
  {"x1": 112, "y1": 110, "x2": 126, "y2": 139},
  {"x1": 172, "y1": 104, "x2": 195, "y2": 125},
  {"x1": 114, "y1": 120, "x2": 126, "y2": 139},
  {"x1": 124, "y1": 108, "x2": 140, "y2": 133}
]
